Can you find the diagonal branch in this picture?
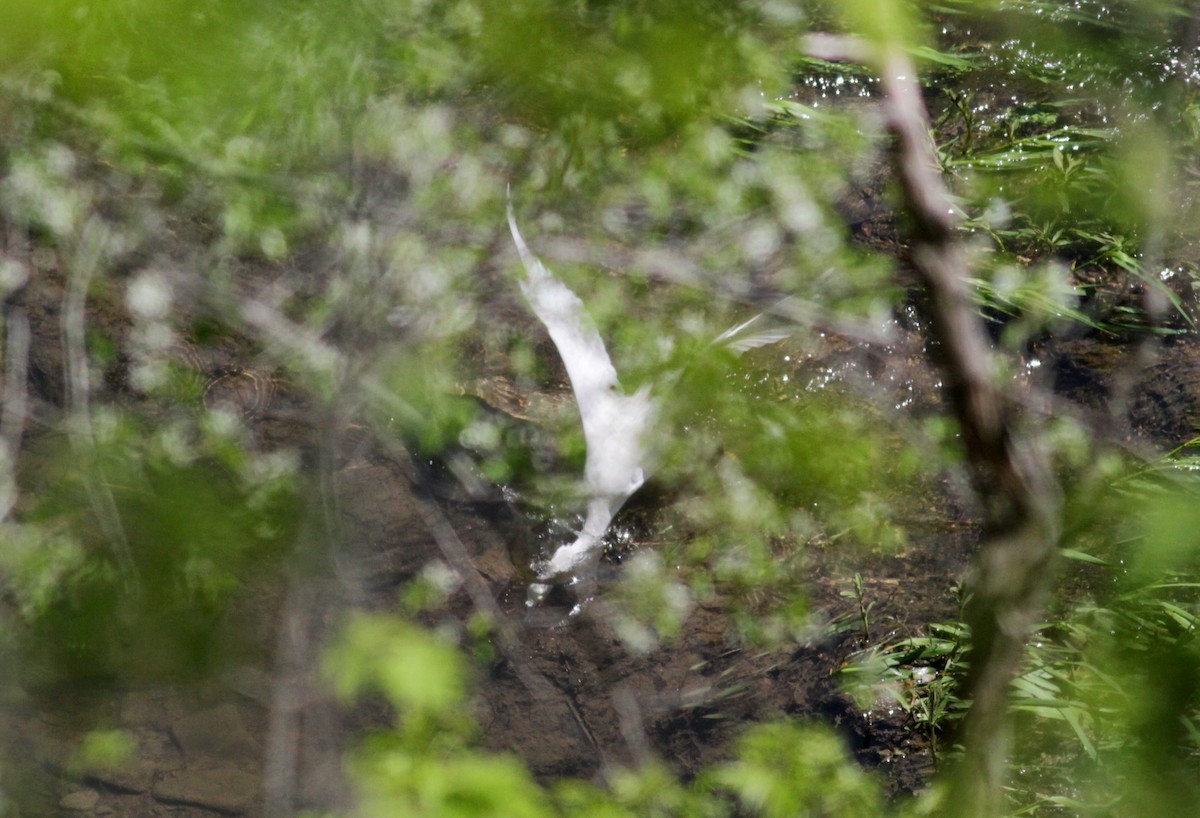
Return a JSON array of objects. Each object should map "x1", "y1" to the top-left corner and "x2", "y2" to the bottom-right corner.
[{"x1": 804, "y1": 34, "x2": 1062, "y2": 816}]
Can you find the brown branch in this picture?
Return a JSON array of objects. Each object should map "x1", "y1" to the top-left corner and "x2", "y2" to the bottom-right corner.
[
  {"x1": 0, "y1": 300, "x2": 29, "y2": 522},
  {"x1": 806, "y1": 35, "x2": 1062, "y2": 815}
]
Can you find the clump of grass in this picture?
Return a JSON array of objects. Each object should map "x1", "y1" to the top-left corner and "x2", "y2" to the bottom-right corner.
[{"x1": 843, "y1": 431, "x2": 1200, "y2": 808}]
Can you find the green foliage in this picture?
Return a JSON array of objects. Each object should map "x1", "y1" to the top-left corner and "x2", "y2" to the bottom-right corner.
[
  {"x1": 326, "y1": 616, "x2": 543, "y2": 818},
  {"x1": 556, "y1": 763, "x2": 725, "y2": 818},
  {"x1": 4, "y1": 0, "x2": 1200, "y2": 815},
  {"x1": 6, "y1": 409, "x2": 299, "y2": 684},
  {"x1": 842, "y1": 0, "x2": 923, "y2": 50},
  {"x1": 353, "y1": 751, "x2": 553, "y2": 818},
  {"x1": 374, "y1": 348, "x2": 480, "y2": 457},
  {"x1": 706, "y1": 722, "x2": 883, "y2": 817},
  {"x1": 70, "y1": 729, "x2": 136, "y2": 774},
  {"x1": 327, "y1": 615, "x2": 468, "y2": 727},
  {"x1": 477, "y1": 2, "x2": 792, "y2": 144},
  {"x1": 929, "y1": 0, "x2": 1200, "y2": 335},
  {"x1": 327, "y1": 609, "x2": 886, "y2": 818},
  {"x1": 603, "y1": 551, "x2": 694, "y2": 654},
  {"x1": 841, "y1": 445, "x2": 1200, "y2": 813},
  {"x1": 0, "y1": 521, "x2": 87, "y2": 621}
]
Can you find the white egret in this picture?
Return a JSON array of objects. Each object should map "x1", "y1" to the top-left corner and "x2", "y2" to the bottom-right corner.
[
  {"x1": 505, "y1": 198, "x2": 795, "y2": 601},
  {"x1": 506, "y1": 200, "x2": 655, "y2": 598}
]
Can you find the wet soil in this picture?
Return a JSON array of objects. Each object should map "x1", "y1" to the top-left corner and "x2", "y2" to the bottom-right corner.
[
  {"x1": 4, "y1": 100, "x2": 1200, "y2": 818},
  {"x1": 9, "y1": 252, "x2": 1200, "y2": 818},
  {"x1": 0, "y1": 256, "x2": 963, "y2": 815}
]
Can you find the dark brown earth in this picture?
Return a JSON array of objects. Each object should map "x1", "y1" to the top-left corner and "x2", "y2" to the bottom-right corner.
[
  {"x1": 0, "y1": 250, "x2": 942, "y2": 816},
  {"x1": 5, "y1": 239, "x2": 1200, "y2": 818},
  {"x1": 3, "y1": 114, "x2": 1200, "y2": 817}
]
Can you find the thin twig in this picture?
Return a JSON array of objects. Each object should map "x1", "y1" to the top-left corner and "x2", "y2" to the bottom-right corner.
[
  {"x1": 540, "y1": 236, "x2": 898, "y2": 347},
  {"x1": 383, "y1": 442, "x2": 564, "y2": 699},
  {"x1": 263, "y1": 422, "x2": 354, "y2": 818},
  {"x1": 879, "y1": 45, "x2": 1061, "y2": 818},
  {"x1": 62, "y1": 219, "x2": 139, "y2": 589},
  {"x1": 612, "y1": 684, "x2": 653, "y2": 767}
]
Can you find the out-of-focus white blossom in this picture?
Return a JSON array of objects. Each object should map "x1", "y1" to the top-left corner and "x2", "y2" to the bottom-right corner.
[{"x1": 127, "y1": 271, "x2": 173, "y2": 321}]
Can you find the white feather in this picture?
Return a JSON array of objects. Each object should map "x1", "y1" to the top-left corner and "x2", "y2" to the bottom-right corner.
[{"x1": 712, "y1": 301, "x2": 795, "y2": 353}]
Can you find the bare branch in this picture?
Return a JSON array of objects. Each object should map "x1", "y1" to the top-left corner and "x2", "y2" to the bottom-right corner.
[
  {"x1": 0, "y1": 302, "x2": 29, "y2": 522},
  {"x1": 61, "y1": 219, "x2": 138, "y2": 588},
  {"x1": 539, "y1": 236, "x2": 899, "y2": 347},
  {"x1": 806, "y1": 36, "x2": 1063, "y2": 816}
]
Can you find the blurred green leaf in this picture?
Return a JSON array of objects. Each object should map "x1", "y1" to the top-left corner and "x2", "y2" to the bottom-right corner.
[
  {"x1": 325, "y1": 615, "x2": 466, "y2": 719},
  {"x1": 71, "y1": 729, "x2": 136, "y2": 773},
  {"x1": 707, "y1": 722, "x2": 882, "y2": 817}
]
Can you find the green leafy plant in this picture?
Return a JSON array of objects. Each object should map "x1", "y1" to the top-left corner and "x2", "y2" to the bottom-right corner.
[{"x1": 4, "y1": 1, "x2": 1200, "y2": 817}]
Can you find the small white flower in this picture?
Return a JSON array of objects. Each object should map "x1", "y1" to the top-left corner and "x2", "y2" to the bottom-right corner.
[{"x1": 127, "y1": 272, "x2": 173, "y2": 320}]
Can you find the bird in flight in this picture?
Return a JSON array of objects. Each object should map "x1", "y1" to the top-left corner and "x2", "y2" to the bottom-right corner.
[
  {"x1": 506, "y1": 198, "x2": 655, "y2": 601},
  {"x1": 505, "y1": 195, "x2": 795, "y2": 603}
]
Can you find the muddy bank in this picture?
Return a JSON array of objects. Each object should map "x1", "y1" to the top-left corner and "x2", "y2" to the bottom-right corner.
[{"x1": 9, "y1": 252, "x2": 1200, "y2": 818}]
